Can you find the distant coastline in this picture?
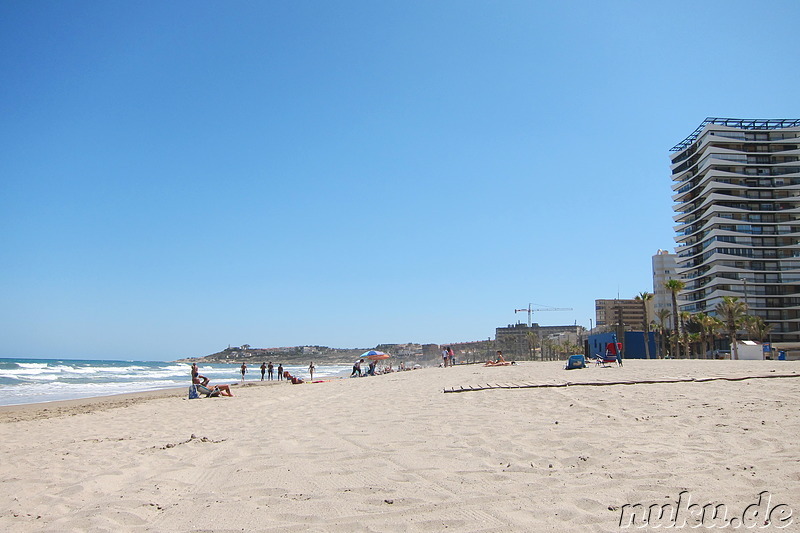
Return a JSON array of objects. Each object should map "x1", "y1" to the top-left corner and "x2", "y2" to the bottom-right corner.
[
  {"x1": 178, "y1": 343, "x2": 441, "y2": 366},
  {"x1": 176, "y1": 346, "x2": 369, "y2": 365}
]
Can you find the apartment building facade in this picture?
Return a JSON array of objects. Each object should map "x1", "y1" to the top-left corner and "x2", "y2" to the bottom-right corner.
[
  {"x1": 670, "y1": 118, "x2": 800, "y2": 343},
  {"x1": 652, "y1": 249, "x2": 678, "y2": 317},
  {"x1": 595, "y1": 299, "x2": 646, "y2": 331}
]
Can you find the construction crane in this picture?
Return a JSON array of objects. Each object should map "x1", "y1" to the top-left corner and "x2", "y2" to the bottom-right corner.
[{"x1": 515, "y1": 303, "x2": 573, "y2": 327}]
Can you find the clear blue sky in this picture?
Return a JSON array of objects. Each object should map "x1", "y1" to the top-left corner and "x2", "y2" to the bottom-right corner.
[{"x1": 2, "y1": 1, "x2": 798, "y2": 360}]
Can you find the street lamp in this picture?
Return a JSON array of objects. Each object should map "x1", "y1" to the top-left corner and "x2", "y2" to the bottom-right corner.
[{"x1": 741, "y1": 276, "x2": 748, "y2": 312}]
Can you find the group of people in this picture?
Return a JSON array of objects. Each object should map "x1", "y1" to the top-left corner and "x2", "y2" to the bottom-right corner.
[
  {"x1": 191, "y1": 360, "x2": 319, "y2": 397},
  {"x1": 441, "y1": 346, "x2": 456, "y2": 367},
  {"x1": 350, "y1": 358, "x2": 381, "y2": 377},
  {"x1": 241, "y1": 361, "x2": 316, "y2": 383},
  {"x1": 350, "y1": 358, "x2": 401, "y2": 377},
  {"x1": 251, "y1": 362, "x2": 287, "y2": 381}
]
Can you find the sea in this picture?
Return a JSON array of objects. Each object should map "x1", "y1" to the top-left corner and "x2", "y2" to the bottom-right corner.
[{"x1": 0, "y1": 358, "x2": 349, "y2": 406}]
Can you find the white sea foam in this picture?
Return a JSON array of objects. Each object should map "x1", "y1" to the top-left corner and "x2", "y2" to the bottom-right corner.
[{"x1": 0, "y1": 358, "x2": 349, "y2": 406}]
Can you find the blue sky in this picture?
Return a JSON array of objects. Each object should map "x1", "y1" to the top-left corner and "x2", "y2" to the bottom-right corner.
[{"x1": 2, "y1": 1, "x2": 798, "y2": 360}]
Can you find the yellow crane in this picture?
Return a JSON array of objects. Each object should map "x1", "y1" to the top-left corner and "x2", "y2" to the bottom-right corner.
[{"x1": 514, "y1": 303, "x2": 573, "y2": 327}]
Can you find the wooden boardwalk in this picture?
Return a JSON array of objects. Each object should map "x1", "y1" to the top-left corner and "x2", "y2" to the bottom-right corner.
[{"x1": 442, "y1": 372, "x2": 800, "y2": 393}]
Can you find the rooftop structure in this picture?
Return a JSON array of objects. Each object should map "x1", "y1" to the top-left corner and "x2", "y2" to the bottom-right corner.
[{"x1": 671, "y1": 118, "x2": 800, "y2": 152}]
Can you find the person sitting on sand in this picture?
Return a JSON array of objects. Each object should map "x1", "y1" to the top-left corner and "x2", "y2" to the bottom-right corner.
[
  {"x1": 192, "y1": 376, "x2": 234, "y2": 397},
  {"x1": 485, "y1": 351, "x2": 513, "y2": 367}
]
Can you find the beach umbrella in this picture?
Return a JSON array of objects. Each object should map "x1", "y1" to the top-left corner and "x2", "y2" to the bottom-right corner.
[{"x1": 361, "y1": 350, "x2": 391, "y2": 361}]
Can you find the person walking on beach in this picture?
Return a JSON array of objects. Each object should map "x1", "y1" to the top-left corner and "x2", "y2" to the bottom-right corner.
[
  {"x1": 277, "y1": 363, "x2": 283, "y2": 381},
  {"x1": 240, "y1": 362, "x2": 247, "y2": 382},
  {"x1": 268, "y1": 361, "x2": 274, "y2": 380},
  {"x1": 260, "y1": 362, "x2": 266, "y2": 381},
  {"x1": 308, "y1": 361, "x2": 315, "y2": 381},
  {"x1": 448, "y1": 346, "x2": 456, "y2": 366},
  {"x1": 442, "y1": 347, "x2": 449, "y2": 367}
]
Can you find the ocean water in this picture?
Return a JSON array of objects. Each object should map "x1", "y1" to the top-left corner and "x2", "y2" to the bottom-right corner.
[{"x1": 0, "y1": 358, "x2": 348, "y2": 406}]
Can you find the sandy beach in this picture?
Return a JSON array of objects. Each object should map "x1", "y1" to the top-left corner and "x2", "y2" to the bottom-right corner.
[{"x1": 1, "y1": 359, "x2": 798, "y2": 532}]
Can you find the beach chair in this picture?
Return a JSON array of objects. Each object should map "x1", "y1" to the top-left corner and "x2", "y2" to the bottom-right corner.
[
  {"x1": 195, "y1": 384, "x2": 221, "y2": 397},
  {"x1": 565, "y1": 354, "x2": 585, "y2": 370},
  {"x1": 595, "y1": 341, "x2": 623, "y2": 367},
  {"x1": 594, "y1": 354, "x2": 617, "y2": 367}
]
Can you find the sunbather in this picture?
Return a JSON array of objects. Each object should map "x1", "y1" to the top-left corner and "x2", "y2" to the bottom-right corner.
[
  {"x1": 192, "y1": 376, "x2": 234, "y2": 396},
  {"x1": 485, "y1": 351, "x2": 508, "y2": 365}
]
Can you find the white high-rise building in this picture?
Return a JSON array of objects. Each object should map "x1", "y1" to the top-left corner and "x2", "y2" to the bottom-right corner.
[
  {"x1": 652, "y1": 249, "x2": 678, "y2": 317},
  {"x1": 670, "y1": 118, "x2": 800, "y2": 343}
]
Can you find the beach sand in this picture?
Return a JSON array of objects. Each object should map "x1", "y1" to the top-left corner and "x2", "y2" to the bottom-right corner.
[{"x1": 1, "y1": 360, "x2": 798, "y2": 532}]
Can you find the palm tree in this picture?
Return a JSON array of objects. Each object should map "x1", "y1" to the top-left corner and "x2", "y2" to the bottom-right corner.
[
  {"x1": 525, "y1": 331, "x2": 539, "y2": 361},
  {"x1": 693, "y1": 313, "x2": 721, "y2": 359},
  {"x1": 715, "y1": 296, "x2": 747, "y2": 360},
  {"x1": 679, "y1": 311, "x2": 692, "y2": 358},
  {"x1": 743, "y1": 315, "x2": 773, "y2": 344},
  {"x1": 664, "y1": 279, "x2": 686, "y2": 359},
  {"x1": 635, "y1": 292, "x2": 654, "y2": 359},
  {"x1": 688, "y1": 332, "x2": 702, "y2": 357},
  {"x1": 655, "y1": 309, "x2": 671, "y2": 358}
]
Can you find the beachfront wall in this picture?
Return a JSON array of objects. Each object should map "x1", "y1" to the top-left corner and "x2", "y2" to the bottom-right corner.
[{"x1": 588, "y1": 332, "x2": 657, "y2": 359}]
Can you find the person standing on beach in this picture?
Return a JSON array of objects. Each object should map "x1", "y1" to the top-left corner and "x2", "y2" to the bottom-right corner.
[
  {"x1": 442, "y1": 347, "x2": 449, "y2": 367},
  {"x1": 268, "y1": 361, "x2": 274, "y2": 380},
  {"x1": 240, "y1": 362, "x2": 247, "y2": 382},
  {"x1": 260, "y1": 362, "x2": 266, "y2": 381},
  {"x1": 277, "y1": 363, "x2": 283, "y2": 381},
  {"x1": 191, "y1": 362, "x2": 199, "y2": 380},
  {"x1": 309, "y1": 361, "x2": 315, "y2": 381},
  {"x1": 448, "y1": 346, "x2": 456, "y2": 366}
]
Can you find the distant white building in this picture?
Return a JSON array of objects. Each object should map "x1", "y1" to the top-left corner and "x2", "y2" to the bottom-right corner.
[{"x1": 652, "y1": 249, "x2": 679, "y2": 317}]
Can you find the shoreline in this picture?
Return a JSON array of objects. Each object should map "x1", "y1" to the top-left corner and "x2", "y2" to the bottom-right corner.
[
  {"x1": 0, "y1": 368, "x2": 362, "y2": 422},
  {"x1": 0, "y1": 359, "x2": 353, "y2": 410},
  {"x1": 0, "y1": 377, "x2": 304, "y2": 423},
  {"x1": 2, "y1": 358, "x2": 796, "y2": 422}
]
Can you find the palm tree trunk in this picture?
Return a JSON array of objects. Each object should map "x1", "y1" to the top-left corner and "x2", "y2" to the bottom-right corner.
[{"x1": 670, "y1": 294, "x2": 679, "y2": 359}]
